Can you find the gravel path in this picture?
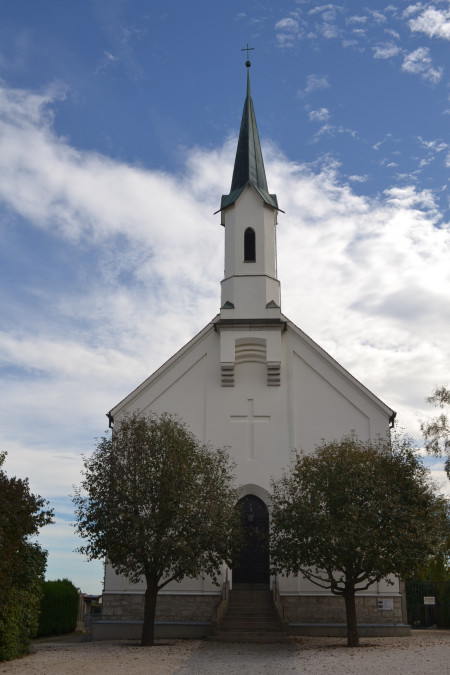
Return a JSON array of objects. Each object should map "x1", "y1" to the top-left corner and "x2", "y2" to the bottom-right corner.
[{"x1": 0, "y1": 631, "x2": 448, "y2": 674}]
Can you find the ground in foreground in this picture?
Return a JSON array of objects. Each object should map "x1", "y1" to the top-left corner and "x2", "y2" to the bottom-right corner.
[{"x1": 0, "y1": 631, "x2": 448, "y2": 674}]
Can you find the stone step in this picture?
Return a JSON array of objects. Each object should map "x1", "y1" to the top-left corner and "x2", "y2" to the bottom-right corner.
[
  {"x1": 223, "y1": 612, "x2": 280, "y2": 623},
  {"x1": 210, "y1": 632, "x2": 292, "y2": 643},
  {"x1": 227, "y1": 605, "x2": 274, "y2": 612},
  {"x1": 221, "y1": 623, "x2": 282, "y2": 628},
  {"x1": 228, "y1": 604, "x2": 273, "y2": 612},
  {"x1": 210, "y1": 588, "x2": 289, "y2": 643},
  {"x1": 221, "y1": 618, "x2": 284, "y2": 625},
  {"x1": 228, "y1": 592, "x2": 272, "y2": 602},
  {"x1": 219, "y1": 623, "x2": 286, "y2": 632},
  {"x1": 227, "y1": 607, "x2": 275, "y2": 617}
]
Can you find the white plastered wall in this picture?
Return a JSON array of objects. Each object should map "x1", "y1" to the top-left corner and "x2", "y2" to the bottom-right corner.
[{"x1": 105, "y1": 317, "x2": 394, "y2": 597}]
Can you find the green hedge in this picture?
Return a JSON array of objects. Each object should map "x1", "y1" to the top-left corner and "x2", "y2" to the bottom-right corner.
[
  {"x1": 0, "y1": 543, "x2": 47, "y2": 661},
  {"x1": 37, "y1": 579, "x2": 79, "y2": 637}
]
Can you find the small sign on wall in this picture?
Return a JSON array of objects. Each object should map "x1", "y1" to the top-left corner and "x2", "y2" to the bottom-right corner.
[
  {"x1": 423, "y1": 596, "x2": 436, "y2": 605},
  {"x1": 377, "y1": 598, "x2": 393, "y2": 610}
]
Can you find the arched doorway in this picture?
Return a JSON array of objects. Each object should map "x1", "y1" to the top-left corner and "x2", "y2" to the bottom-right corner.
[{"x1": 233, "y1": 495, "x2": 270, "y2": 589}]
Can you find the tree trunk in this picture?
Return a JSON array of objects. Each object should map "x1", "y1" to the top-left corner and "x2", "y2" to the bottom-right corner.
[
  {"x1": 343, "y1": 584, "x2": 359, "y2": 648},
  {"x1": 141, "y1": 575, "x2": 158, "y2": 646}
]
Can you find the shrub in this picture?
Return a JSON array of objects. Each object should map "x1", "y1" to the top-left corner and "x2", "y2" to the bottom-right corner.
[
  {"x1": 37, "y1": 579, "x2": 79, "y2": 637},
  {"x1": 0, "y1": 543, "x2": 47, "y2": 661}
]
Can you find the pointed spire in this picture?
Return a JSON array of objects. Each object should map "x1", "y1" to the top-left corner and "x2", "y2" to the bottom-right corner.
[
  {"x1": 220, "y1": 62, "x2": 278, "y2": 212},
  {"x1": 230, "y1": 68, "x2": 269, "y2": 194}
]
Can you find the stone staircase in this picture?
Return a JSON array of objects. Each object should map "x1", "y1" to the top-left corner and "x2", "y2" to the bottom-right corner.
[{"x1": 210, "y1": 589, "x2": 290, "y2": 643}]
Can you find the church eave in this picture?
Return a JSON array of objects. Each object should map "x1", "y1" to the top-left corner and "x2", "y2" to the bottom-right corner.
[
  {"x1": 214, "y1": 317, "x2": 287, "y2": 331},
  {"x1": 216, "y1": 182, "x2": 280, "y2": 216}
]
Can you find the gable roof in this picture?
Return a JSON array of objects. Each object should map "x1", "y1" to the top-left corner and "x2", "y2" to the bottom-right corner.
[{"x1": 108, "y1": 314, "x2": 395, "y2": 427}]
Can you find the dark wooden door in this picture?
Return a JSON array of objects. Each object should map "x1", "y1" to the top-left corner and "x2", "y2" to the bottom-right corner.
[{"x1": 233, "y1": 495, "x2": 270, "y2": 588}]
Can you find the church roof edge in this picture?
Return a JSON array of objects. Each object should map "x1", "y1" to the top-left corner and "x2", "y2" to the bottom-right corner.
[
  {"x1": 107, "y1": 318, "x2": 219, "y2": 424},
  {"x1": 282, "y1": 314, "x2": 396, "y2": 423}
]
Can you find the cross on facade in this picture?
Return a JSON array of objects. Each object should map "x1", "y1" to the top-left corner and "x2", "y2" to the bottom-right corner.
[{"x1": 230, "y1": 398, "x2": 270, "y2": 460}]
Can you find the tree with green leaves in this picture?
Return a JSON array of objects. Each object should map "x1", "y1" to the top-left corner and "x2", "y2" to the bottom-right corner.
[
  {"x1": 421, "y1": 385, "x2": 450, "y2": 479},
  {"x1": 73, "y1": 411, "x2": 240, "y2": 646},
  {"x1": 270, "y1": 434, "x2": 449, "y2": 648},
  {"x1": 0, "y1": 452, "x2": 53, "y2": 661}
]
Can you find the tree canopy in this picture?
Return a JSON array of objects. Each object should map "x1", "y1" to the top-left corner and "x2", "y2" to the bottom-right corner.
[
  {"x1": 73, "y1": 411, "x2": 240, "y2": 645},
  {"x1": 0, "y1": 452, "x2": 53, "y2": 660},
  {"x1": 270, "y1": 434, "x2": 449, "y2": 647},
  {"x1": 421, "y1": 385, "x2": 450, "y2": 479}
]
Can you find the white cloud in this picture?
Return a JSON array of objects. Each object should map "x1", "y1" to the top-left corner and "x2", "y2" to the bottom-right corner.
[
  {"x1": 408, "y1": 6, "x2": 450, "y2": 40},
  {"x1": 403, "y1": 4, "x2": 425, "y2": 20},
  {"x1": 298, "y1": 74, "x2": 330, "y2": 97},
  {"x1": 402, "y1": 47, "x2": 443, "y2": 83},
  {"x1": 369, "y1": 9, "x2": 387, "y2": 24},
  {"x1": 385, "y1": 28, "x2": 400, "y2": 39},
  {"x1": 94, "y1": 50, "x2": 119, "y2": 75},
  {"x1": 309, "y1": 4, "x2": 339, "y2": 19},
  {"x1": 373, "y1": 134, "x2": 392, "y2": 151},
  {"x1": 417, "y1": 136, "x2": 448, "y2": 152},
  {"x1": 348, "y1": 174, "x2": 368, "y2": 183},
  {"x1": 275, "y1": 16, "x2": 301, "y2": 47},
  {"x1": 309, "y1": 107, "x2": 330, "y2": 122},
  {"x1": 373, "y1": 43, "x2": 401, "y2": 59},
  {"x1": 347, "y1": 15, "x2": 367, "y2": 25},
  {"x1": 321, "y1": 23, "x2": 340, "y2": 38},
  {"x1": 275, "y1": 17, "x2": 298, "y2": 31},
  {"x1": 307, "y1": 4, "x2": 341, "y2": 38},
  {"x1": 311, "y1": 123, "x2": 358, "y2": 142}
]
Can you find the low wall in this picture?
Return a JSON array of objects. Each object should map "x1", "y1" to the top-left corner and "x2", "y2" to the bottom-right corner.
[
  {"x1": 288, "y1": 623, "x2": 410, "y2": 637},
  {"x1": 280, "y1": 594, "x2": 404, "y2": 624},
  {"x1": 95, "y1": 592, "x2": 220, "y2": 639},
  {"x1": 102, "y1": 592, "x2": 220, "y2": 623},
  {"x1": 92, "y1": 620, "x2": 211, "y2": 641},
  {"x1": 94, "y1": 591, "x2": 411, "y2": 640},
  {"x1": 280, "y1": 594, "x2": 410, "y2": 637}
]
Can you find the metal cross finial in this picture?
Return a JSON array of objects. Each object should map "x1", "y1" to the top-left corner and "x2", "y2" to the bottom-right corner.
[{"x1": 241, "y1": 43, "x2": 254, "y2": 67}]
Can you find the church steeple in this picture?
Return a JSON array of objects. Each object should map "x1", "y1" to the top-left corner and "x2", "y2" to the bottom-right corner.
[
  {"x1": 221, "y1": 67, "x2": 278, "y2": 212},
  {"x1": 218, "y1": 61, "x2": 282, "y2": 328}
]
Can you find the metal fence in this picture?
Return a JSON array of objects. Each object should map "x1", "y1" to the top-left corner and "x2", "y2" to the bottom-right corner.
[{"x1": 405, "y1": 580, "x2": 450, "y2": 629}]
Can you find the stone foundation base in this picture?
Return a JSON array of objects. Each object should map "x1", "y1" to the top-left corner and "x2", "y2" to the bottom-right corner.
[
  {"x1": 92, "y1": 620, "x2": 211, "y2": 640},
  {"x1": 102, "y1": 592, "x2": 220, "y2": 623},
  {"x1": 96, "y1": 592, "x2": 220, "y2": 639},
  {"x1": 94, "y1": 591, "x2": 410, "y2": 640},
  {"x1": 280, "y1": 594, "x2": 404, "y2": 625},
  {"x1": 288, "y1": 623, "x2": 410, "y2": 637},
  {"x1": 92, "y1": 619, "x2": 410, "y2": 641}
]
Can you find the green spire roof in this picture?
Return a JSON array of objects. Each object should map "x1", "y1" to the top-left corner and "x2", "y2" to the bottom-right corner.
[{"x1": 220, "y1": 69, "x2": 278, "y2": 212}]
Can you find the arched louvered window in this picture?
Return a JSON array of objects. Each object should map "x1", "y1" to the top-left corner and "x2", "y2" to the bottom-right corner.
[{"x1": 244, "y1": 227, "x2": 256, "y2": 262}]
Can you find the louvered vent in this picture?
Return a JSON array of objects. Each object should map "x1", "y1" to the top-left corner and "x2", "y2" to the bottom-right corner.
[
  {"x1": 235, "y1": 339, "x2": 266, "y2": 364},
  {"x1": 220, "y1": 338, "x2": 281, "y2": 387}
]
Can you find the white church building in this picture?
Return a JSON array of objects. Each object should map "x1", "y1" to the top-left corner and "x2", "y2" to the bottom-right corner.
[{"x1": 96, "y1": 64, "x2": 409, "y2": 639}]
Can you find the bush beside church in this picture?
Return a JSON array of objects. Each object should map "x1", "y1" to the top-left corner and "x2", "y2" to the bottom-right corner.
[{"x1": 37, "y1": 579, "x2": 79, "y2": 637}]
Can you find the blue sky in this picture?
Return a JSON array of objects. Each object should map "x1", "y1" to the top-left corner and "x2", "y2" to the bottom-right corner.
[{"x1": 0, "y1": 1, "x2": 449, "y2": 594}]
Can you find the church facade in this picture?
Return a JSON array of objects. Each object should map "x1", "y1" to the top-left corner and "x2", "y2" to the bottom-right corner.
[{"x1": 96, "y1": 67, "x2": 409, "y2": 639}]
